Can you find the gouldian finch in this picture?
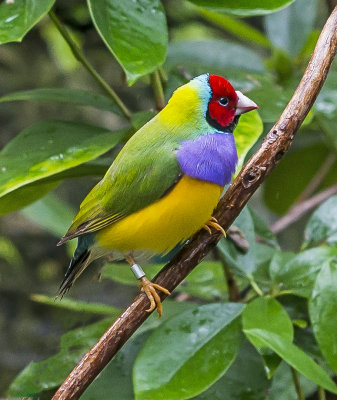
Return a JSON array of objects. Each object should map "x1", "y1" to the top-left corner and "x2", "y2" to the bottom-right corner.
[{"x1": 58, "y1": 74, "x2": 258, "y2": 316}]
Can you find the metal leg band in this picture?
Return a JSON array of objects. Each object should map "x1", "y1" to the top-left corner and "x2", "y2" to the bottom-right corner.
[{"x1": 130, "y1": 263, "x2": 146, "y2": 280}]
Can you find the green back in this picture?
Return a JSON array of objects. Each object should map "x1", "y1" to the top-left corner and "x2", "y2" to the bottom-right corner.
[{"x1": 62, "y1": 116, "x2": 184, "y2": 240}]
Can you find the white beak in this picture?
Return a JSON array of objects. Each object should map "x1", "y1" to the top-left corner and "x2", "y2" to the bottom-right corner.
[{"x1": 235, "y1": 91, "x2": 258, "y2": 116}]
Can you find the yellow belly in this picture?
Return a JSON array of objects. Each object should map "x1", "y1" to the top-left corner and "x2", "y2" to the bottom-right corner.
[{"x1": 96, "y1": 175, "x2": 222, "y2": 254}]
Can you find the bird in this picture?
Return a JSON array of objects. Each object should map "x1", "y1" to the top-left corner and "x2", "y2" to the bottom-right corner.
[{"x1": 57, "y1": 73, "x2": 258, "y2": 316}]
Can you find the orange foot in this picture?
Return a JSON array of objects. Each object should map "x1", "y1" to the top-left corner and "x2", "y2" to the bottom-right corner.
[
  {"x1": 203, "y1": 216, "x2": 226, "y2": 236},
  {"x1": 140, "y1": 276, "x2": 170, "y2": 317}
]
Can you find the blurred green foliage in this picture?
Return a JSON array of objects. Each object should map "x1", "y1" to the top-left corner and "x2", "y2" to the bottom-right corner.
[{"x1": 0, "y1": 0, "x2": 337, "y2": 399}]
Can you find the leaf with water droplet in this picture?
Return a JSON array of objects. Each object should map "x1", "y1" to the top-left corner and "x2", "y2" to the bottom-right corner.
[
  {"x1": 0, "y1": 88, "x2": 124, "y2": 116},
  {"x1": 0, "y1": 120, "x2": 126, "y2": 215},
  {"x1": 185, "y1": 0, "x2": 295, "y2": 17},
  {"x1": 133, "y1": 303, "x2": 245, "y2": 400},
  {"x1": 270, "y1": 247, "x2": 337, "y2": 297},
  {"x1": 87, "y1": 0, "x2": 168, "y2": 84},
  {"x1": 0, "y1": 0, "x2": 55, "y2": 44}
]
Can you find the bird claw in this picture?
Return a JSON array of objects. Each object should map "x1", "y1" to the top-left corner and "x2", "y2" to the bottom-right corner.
[
  {"x1": 140, "y1": 276, "x2": 170, "y2": 318},
  {"x1": 203, "y1": 217, "x2": 226, "y2": 236}
]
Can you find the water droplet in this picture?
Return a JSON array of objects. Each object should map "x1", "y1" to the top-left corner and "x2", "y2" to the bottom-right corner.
[
  {"x1": 1, "y1": 167, "x2": 7, "y2": 172},
  {"x1": 5, "y1": 14, "x2": 18, "y2": 23}
]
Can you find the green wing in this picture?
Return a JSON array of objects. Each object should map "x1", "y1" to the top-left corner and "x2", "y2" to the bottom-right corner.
[{"x1": 59, "y1": 127, "x2": 181, "y2": 243}]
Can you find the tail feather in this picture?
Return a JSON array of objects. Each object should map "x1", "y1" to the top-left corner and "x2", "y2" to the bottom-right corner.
[{"x1": 57, "y1": 249, "x2": 91, "y2": 298}]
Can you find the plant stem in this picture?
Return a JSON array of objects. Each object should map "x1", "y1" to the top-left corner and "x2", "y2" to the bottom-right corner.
[
  {"x1": 150, "y1": 70, "x2": 165, "y2": 110},
  {"x1": 48, "y1": 11, "x2": 131, "y2": 120},
  {"x1": 223, "y1": 263, "x2": 241, "y2": 301},
  {"x1": 318, "y1": 386, "x2": 326, "y2": 400},
  {"x1": 216, "y1": 248, "x2": 240, "y2": 301},
  {"x1": 158, "y1": 66, "x2": 168, "y2": 82},
  {"x1": 291, "y1": 367, "x2": 305, "y2": 400},
  {"x1": 249, "y1": 278, "x2": 264, "y2": 296}
]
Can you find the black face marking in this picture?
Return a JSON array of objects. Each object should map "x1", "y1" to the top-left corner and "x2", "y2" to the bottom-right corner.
[{"x1": 206, "y1": 112, "x2": 240, "y2": 133}]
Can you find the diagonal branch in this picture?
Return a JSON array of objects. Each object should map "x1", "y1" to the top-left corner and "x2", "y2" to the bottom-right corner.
[
  {"x1": 270, "y1": 183, "x2": 337, "y2": 234},
  {"x1": 52, "y1": 7, "x2": 337, "y2": 400}
]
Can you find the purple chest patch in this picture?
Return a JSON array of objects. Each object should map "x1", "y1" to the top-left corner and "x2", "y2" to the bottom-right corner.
[{"x1": 177, "y1": 133, "x2": 238, "y2": 187}]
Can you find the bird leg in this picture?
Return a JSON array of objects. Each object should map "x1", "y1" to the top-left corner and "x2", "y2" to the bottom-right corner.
[
  {"x1": 125, "y1": 254, "x2": 170, "y2": 317},
  {"x1": 203, "y1": 216, "x2": 226, "y2": 236}
]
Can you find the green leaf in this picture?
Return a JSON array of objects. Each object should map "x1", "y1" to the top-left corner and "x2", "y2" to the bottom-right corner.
[
  {"x1": 269, "y1": 250, "x2": 296, "y2": 280},
  {"x1": 192, "y1": 340, "x2": 270, "y2": 400},
  {"x1": 87, "y1": 0, "x2": 168, "y2": 84},
  {"x1": 177, "y1": 261, "x2": 227, "y2": 300},
  {"x1": 264, "y1": 0, "x2": 317, "y2": 57},
  {"x1": 0, "y1": 158, "x2": 111, "y2": 215},
  {"x1": 8, "y1": 318, "x2": 112, "y2": 397},
  {"x1": 253, "y1": 243, "x2": 276, "y2": 284},
  {"x1": 83, "y1": 331, "x2": 151, "y2": 400},
  {"x1": 0, "y1": 180, "x2": 59, "y2": 216},
  {"x1": 104, "y1": 262, "x2": 162, "y2": 285},
  {"x1": 41, "y1": 18, "x2": 81, "y2": 72},
  {"x1": 250, "y1": 207, "x2": 279, "y2": 247},
  {"x1": 0, "y1": 0, "x2": 55, "y2": 44},
  {"x1": 243, "y1": 297, "x2": 294, "y2": 344},
  {"x1": 217, "y1": 207, "x2": 256, "y2": 277},
  {"x1": 246, "y1": 76, "x2": 293, "y2": 123},
  {"x1": 246, "y1": 77, "x2": 292, "y2": 123},
  {"x1": 316, "y1": 72, "x2": 337, "y2": 119},
  {"x1": 304, "y1": 195, "x2": 337, "y2": 247},
  {"x1": 267, "y1": 361, "x2": 317, "y2": 400},
  {"x1": 133, "y1": 303, "x2": 245, "y2": 400},
  {"x1": 198, "y1": 9, "x2": 271, "y2": 49},
  {"x1": 0, "y1": 236, "x2": 23, "y2": 266},
  {"x1": 309, "y1": 264, "x2": 337, "y2": 373},
  {"x1": 82, "y1": 302, "x2": 196, "y2": 399},
  {"x1": 21, "y1": 194, "x2": 75, "y2": 238},
  {"x1": 244, "y1": 329, "x2": 337, "y2": 394},
  {"x1": 0, "y1": 120, "x2": 126, "y2": 202},
  {"x1": 131, "y1": 111, "x2": 157, "y2": 131},
  {"x1": 234, "y1": 110, "x2": 263, "y2": 172},
  {"x1": 31, "y1": 294, "x2": 121, "y2": 316},
  {"x1": 0, "y1": 88, "x2": 123, "y2": 115},
  {"x1": 316, "y1": 114, "x2": 337, "y2": 151},
  {"x1": 242, "y1": 297, "x2": 293, "y2": 377},
  {"x1": 139, "y1": 300, "x2": 199, "y2": 336},
  {"x1": 186, "y1": 0, "x2": 295, "y2": 17},
  {"x1": 166, "y1": 40, "x2": 265, "y2": 75},
  {"x1": 270, "y1": 247, "x2": 337, "y2": 297},
  {"x1": 104, "y1": 261, "x2": 228, "y2": 300}
]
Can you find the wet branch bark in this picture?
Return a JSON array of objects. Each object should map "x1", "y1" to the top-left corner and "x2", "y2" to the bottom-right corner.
[{"x1": 52, "y1": 7, "x2": 337, "y2": 400}]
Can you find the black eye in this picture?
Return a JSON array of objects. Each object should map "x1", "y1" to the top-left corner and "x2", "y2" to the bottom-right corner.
[{"x1": 219, "y1": 97, "x2": 229, "y2": 106}]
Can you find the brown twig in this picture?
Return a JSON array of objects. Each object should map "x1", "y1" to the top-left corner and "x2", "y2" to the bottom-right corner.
[
  {"x1": 270, "y1": 183, "x2": 337, "y2": 234},
  {"x1": 214, "y1": 247, "x2": 241, "y2": 302},
  {"x1": 52, "y1": 7, "x2": 337, "y2": 400},
  {"x1": 222, "y1": 262, "x2": 241, "y2": 301}
]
